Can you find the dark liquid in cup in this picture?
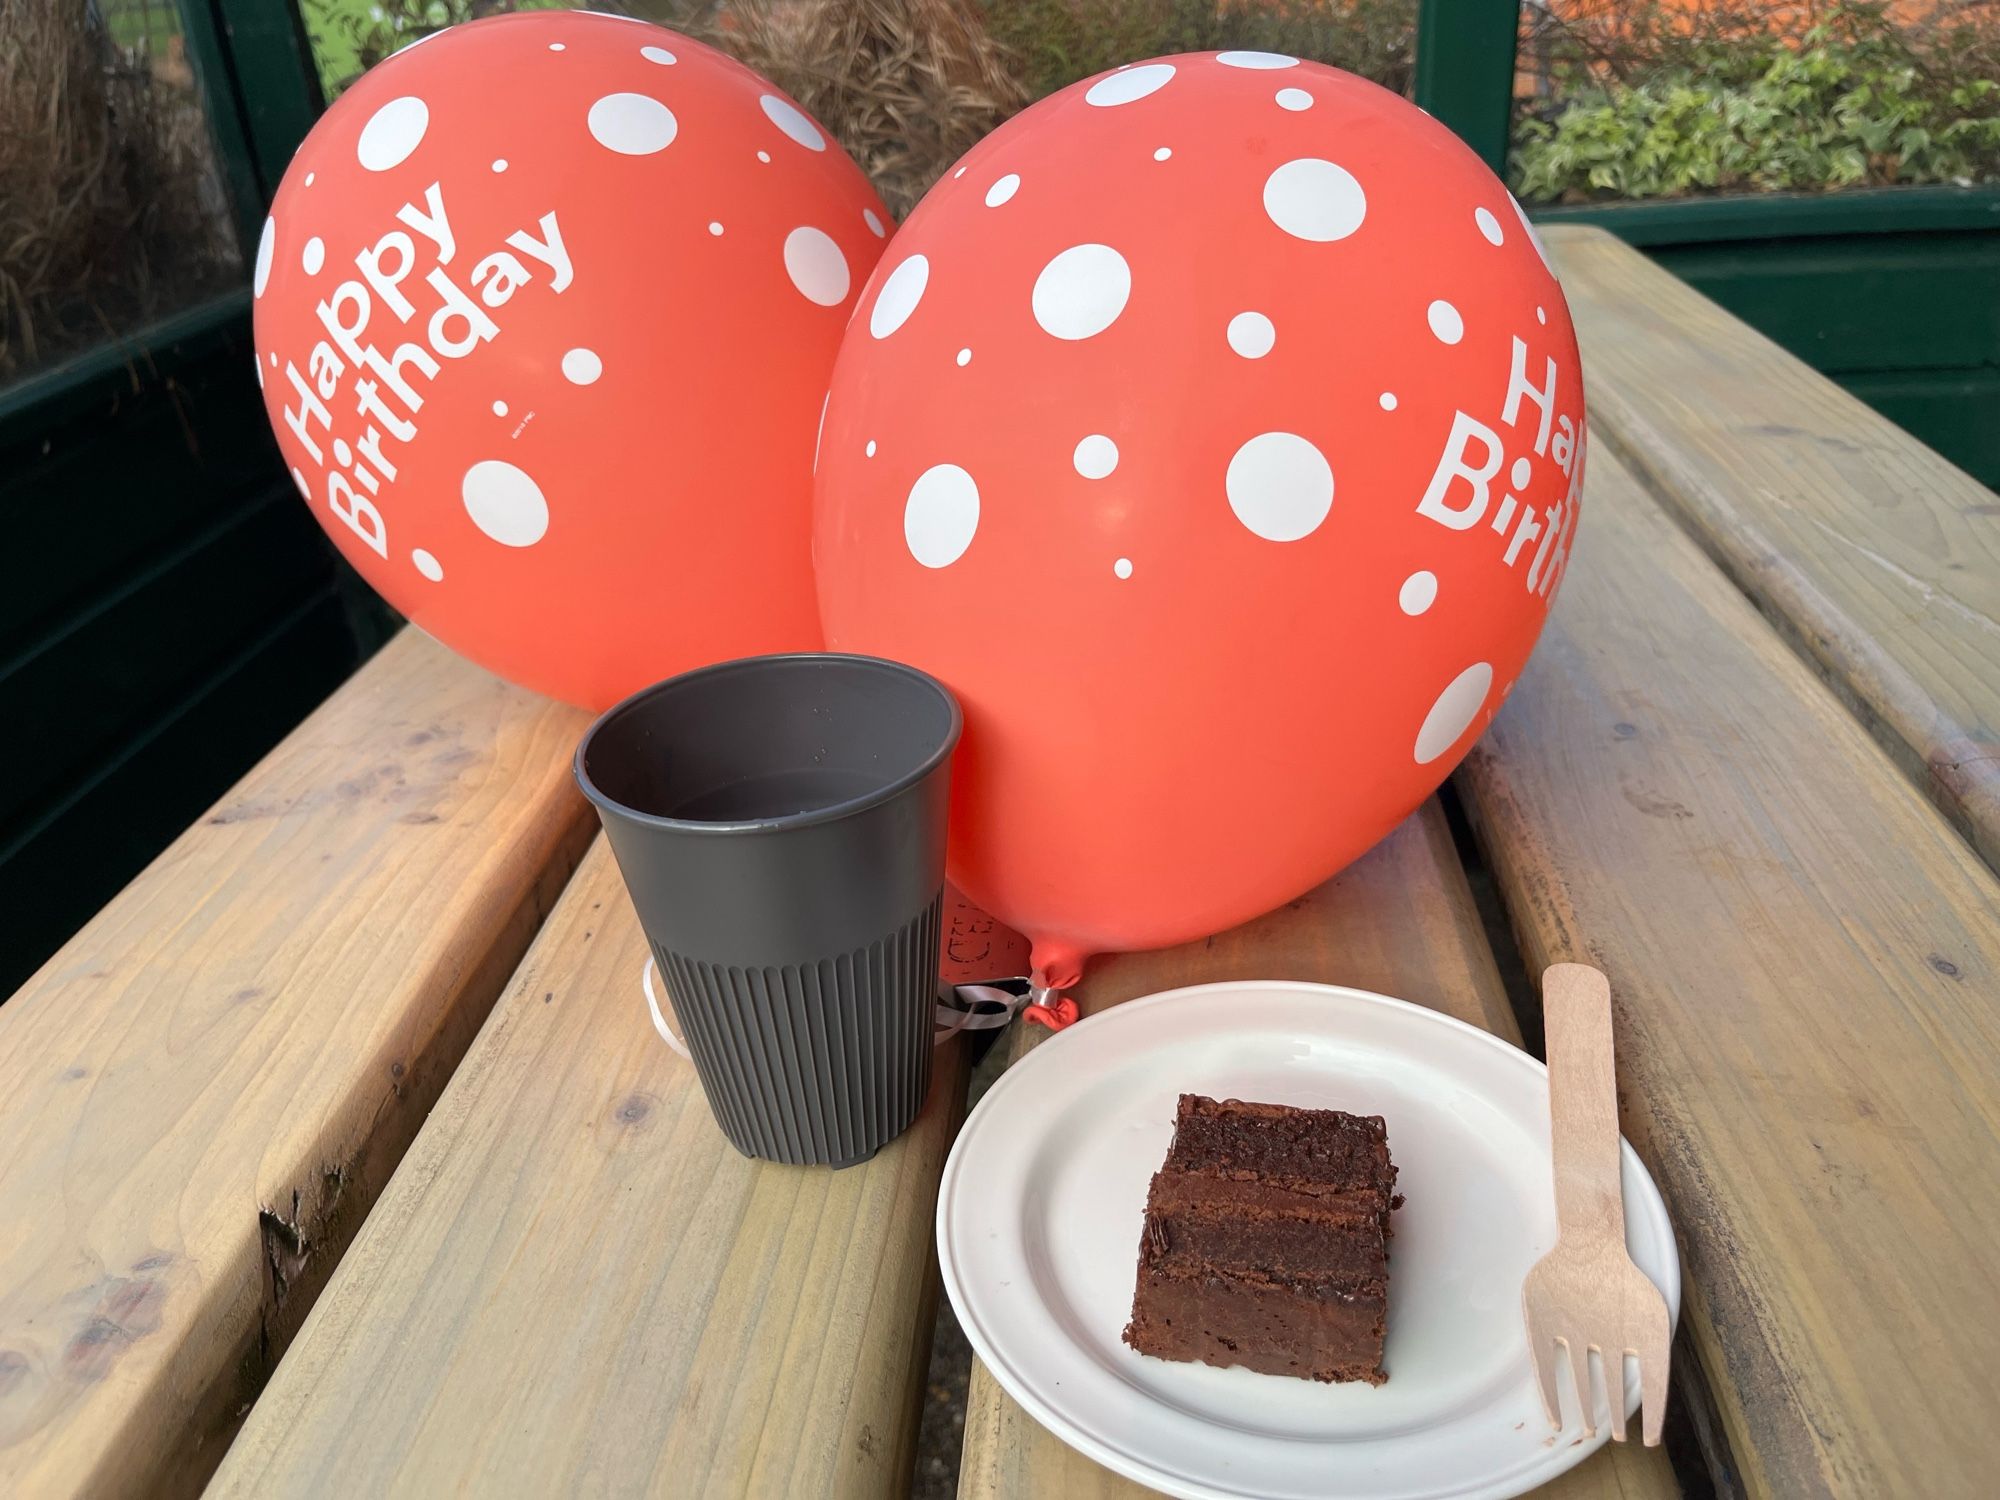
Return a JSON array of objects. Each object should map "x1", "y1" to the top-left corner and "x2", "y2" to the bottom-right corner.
[{"x1": 669, "y1": 767, "x2": 886, "y2": 823}]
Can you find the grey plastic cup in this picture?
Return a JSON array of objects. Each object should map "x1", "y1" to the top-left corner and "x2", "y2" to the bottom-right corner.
[{"x1": 575, "y1": 654, "x2": 962, "y2": 1168}]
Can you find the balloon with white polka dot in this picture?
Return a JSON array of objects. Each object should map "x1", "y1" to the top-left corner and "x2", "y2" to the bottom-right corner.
[
  {"x1": 1086, "y1": 63, "x2": 1175, "y2": 106},
  {"x1": 784, "y1": 227, "x2": 850, "y2": 307},
  {"x1": 904, "y1": 464, "x2": 979, "y2": 568},
  {"x1": 795, "y1": 46, "x2": 1586, "y2": 964},
  {"x1": 1227, "y1": 432, "x2": 1334, "y2": 542},
  {"x1": 871, "y1": 255, "x2": 929, "y2": 338},
  {"x1": 761, "y1": 94, "x2": 825, "y2": 151},
  {"x1": 1263, "y1": 158, "x2": 1366, "y2": 243},
  {"x1": 588, "y1": 92, "x2": 677, "y2": 155},
  {"x1": 357, "y1": 96, "x2": 428, "y2": 170},
  {"x1": 1032, "y1": 244, "x2": 1130, "y2": 340},
  {"x1": 462, "y1": 460, "x2": 549, "y2": 547},
  {"x1": 1073, "y1": 434, "x2": 1119, "y2": 479},
  {"x1": 252, "y1": 11, "x2": 890, "y2": 713},
  {"x1": 1415, "y1": 662, "x2": 1493, "y2": 764}
]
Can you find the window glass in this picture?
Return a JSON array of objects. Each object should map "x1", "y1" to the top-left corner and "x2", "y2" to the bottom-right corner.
[
  {"x1": 0, "y1": 1, "x2": 244, "y2": 388},
  {"x1": 1513, "y1": 0, "x2": 2000, "y2": 203}
]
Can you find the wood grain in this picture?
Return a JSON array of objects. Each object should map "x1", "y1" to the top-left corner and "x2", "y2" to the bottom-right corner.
[
  {"x1": 0, "y1": 631, "x2": 591, "y2": 1500},
  {"x1": 1456, "y1": 440, "x2": 2000, "y2": 1497},
  {"x1": 957, "y1": 803, "x2": 1679, "y2": 1500},
  {"x1": 206, "y1": 838, "x2": 969, "y2": 1499},
  {"x1": 1546, "y1": 225, "x2": 2000, "y2": 872}
]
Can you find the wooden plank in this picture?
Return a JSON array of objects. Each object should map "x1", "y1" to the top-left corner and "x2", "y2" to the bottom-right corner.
[
  {"x1": 1546, "y1": 225, "x2": 2000, "y2": 874},
  {"x1": 0, "y1": 631, "x2": 591, "y2": 1500},
  {"x1": 1454, "y1": 441, "x2": 2000, "y2": 1497},
  {"x1": 957, "y1": 803, "x2": 1679, "y2": 1500},
  {"x1": 206, "y1": 838, "x2": 970, "y2": 1499}
]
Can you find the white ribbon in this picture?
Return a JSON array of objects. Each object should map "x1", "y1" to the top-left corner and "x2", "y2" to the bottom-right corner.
[{"x1": 641, "y1": 958, "x2": 1028, "y2": 1060}]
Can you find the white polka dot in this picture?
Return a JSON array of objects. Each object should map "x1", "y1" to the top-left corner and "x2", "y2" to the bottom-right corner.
[
  {"x1": 905, "y1": 464, "x2": 979, "y2": 568},
  {"x1": 301, "y1": 236, "x2": 325, "y2": 275},
  {"x1": 290, "y1": 467, "x2": 309, "y2": 499},
  {"x1": 253, "y1": 217, "x2": 275, "y2": 297},
  {"x1": 304, "y1": 171, "x2": 315, "y2": 186},
  {"x1": 1510, "y1": 456, "x2": 1531, "y2": 489},
  {"x1": 1032, "y1": 244, "x2": 1130, "y2": 341},
  {"x1": 1399, "y1": 570, "x2": 1437, "y2": 616},
  {"x1": 1226, "y1": 432, "x2": 1333, "y2": 542},
  {"x1": 1379, "y1": 392, "x2": 1398, "y2": 411},
  {"x1": 1218, "y1": 50, "x2": 1297, "y2": 68},
  {"x1": 870, "y1": 254, "x2": 929, "y2": 338},
  {"x1": 412, "y1": 548, "x2": 444, "y2": 582},
  {"x1": 1475, "y1": 206, "x2": 1504, "y2": 246},
  {"x1": 1536, "y1": 305, "x2": 1547, "y2": 325},
  {"x1": 783, "y1": 227, "x2": 850, "y2": 306},
  {"x1": 492, "y1": 400, "x2": 508, "y2": 417},
  {"x1": 864, "y1": 208, "x2": 885, "y2": 237},
  {"x1": 1114, "y1": 557, "x2": 1134, "y2": 579},
  {"x1": 1153, "y1": 147, "x2": 1172, "y2": 161},
  {"x1": 1086, "y1": 62, "x2": 1175, "y2": 106},
  {"x1": 549, "y1": 42, "x2": 566, "y2": 51},
  {"x1": 462, "y1": 460, "x2": 549, "y2": 547},
  {"x1": 1073, "y1": 434, "x2": 1118, "y2": 479},
  {"x1": 254, "y1": 357, "x2": 264, "y2": 391},
  {"x1": 1427, "y1": 299, "x2": 1464, "y2": 344},
  {"x1": 760, "y1": 94, "x2": 826, "y2": 151},
  {"x1": 985, "y1": 173, "x2": 1021, "y2": 207},
  {"x1": 865, "y1": 440, "x2": 877, "y2": 457},
  {"x1": 333, "y1": 437, "x2": 352, "y2": 466},
  {"x1": 757, "y1": 150, "x2": 771, "y2": 164},
  {"x1": 1415, "y1": 662, "x2": 1493, "y2": 764},
  {"x1": 708, "y1": 221, "x2": 723, "y2": 235},
  {"x1": 1227, "y1": 311, "x2": 1275, "y2": 359},
  {"x1": 814, "y1": 393, "x2": 827, "y2": 471},
  {"x1": 955, "y1": 347, "x2": 972, "y2": 367},
  {"x1": 268, "y1": 352, "x2": 277, "y2": 367},
  {"x1": 1263, "y1": 158, "x2": 1366, "y2": 242},
  {"x1": 562, "y1": 348, "x2": 603, "y2": 385},
  {"x1": 492, "y1": 158, "x2": 508, "y2": 172},
  {"x1": 1511, "y1": 193, "x2": 1557, "y2": 279},
  {"x1": 588, "y1": 92, "x2": 677, "y2": 155},
  {"x1": 1276, "y1": 88, "x2": 1313, "y2": 111},
  {"x1": 356, "y1": 96, "x2": 428, "y2": 171},
  {"x1": 641, "y1": 45, "x2": 676, "y2": 64},
  {"x1": 953, "y1": 166, "x2": 965, "y2": 178}
]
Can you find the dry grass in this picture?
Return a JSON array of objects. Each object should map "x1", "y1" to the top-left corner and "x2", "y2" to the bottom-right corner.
[
  {"x1": 0, "y1": 0, "x2": 240, "y2": 383},
  {"x1": 704, "y1": 0, "x2": 1029, "y2": 217}
]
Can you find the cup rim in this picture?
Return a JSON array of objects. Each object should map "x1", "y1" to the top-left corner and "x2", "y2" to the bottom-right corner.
[{"x1": 573, "y1": 652, "x2": 963, "y2": 837}]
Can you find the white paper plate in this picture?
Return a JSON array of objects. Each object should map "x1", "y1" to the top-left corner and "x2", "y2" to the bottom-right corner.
[{"x1": 937, "y1": 981, "x2": 1680, "y2": 1500}]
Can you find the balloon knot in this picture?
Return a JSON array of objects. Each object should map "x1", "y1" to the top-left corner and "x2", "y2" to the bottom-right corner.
[{"x1": 1022, "y1": 995, "x2": 1079, "y2": 1031}]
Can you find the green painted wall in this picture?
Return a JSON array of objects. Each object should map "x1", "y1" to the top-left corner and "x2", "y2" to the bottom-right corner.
[{"x1": 0, "y1": 301, "x2": 390, "y2": 995}]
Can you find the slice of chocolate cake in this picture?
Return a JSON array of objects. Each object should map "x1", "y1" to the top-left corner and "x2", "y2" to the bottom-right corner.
[{"x1": 1122, "y1": 1095, "x2": 1399, "y2": 1384}]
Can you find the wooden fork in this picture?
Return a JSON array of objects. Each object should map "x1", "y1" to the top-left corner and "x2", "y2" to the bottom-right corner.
[{"x1": 1522, "y1": 963, "x2": 1674, "y2": 1444}]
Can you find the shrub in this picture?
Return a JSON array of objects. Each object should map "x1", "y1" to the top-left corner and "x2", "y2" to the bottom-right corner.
[{"x1": 1515, "y1": 2, "x2": 2000, "y2": 201}]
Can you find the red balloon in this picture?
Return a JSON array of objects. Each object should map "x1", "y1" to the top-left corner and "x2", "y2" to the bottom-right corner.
[
  {"x1": 814, "y1": 53, "x2": 1585, "y2": 985},
  {"x1": 254, "y1": 12, "x2": 889, "y2": 708}
]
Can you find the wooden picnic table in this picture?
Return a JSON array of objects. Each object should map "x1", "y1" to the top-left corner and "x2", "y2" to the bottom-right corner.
[{"x1": 2, "y1": 223, "x2": 1996, "y2": 1500}]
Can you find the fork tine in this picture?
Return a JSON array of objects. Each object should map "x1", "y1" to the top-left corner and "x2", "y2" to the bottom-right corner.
[
  {"x1": 1603, "y1": 1349, "x2": 1628, "y2": 1442},
  {"x1": 1566, "y1": 1336, "x2": 1596, "y2": 1437},
  {"x1": 1530, "y1": 1329, "x2": 1563, "y2": 1429},
  {"x1": 1639, "y1": 1332, "x2": 1671, "y2": 1446}
]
